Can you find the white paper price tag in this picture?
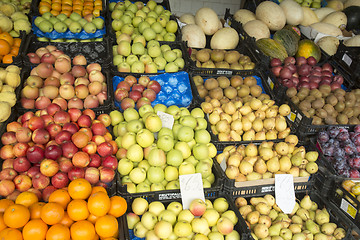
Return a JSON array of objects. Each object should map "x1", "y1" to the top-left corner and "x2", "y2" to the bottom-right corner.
[
  {"x1": 220, "y1": 157, "x2": 227, "y2": 171},
  {"x1": 342, "y1": 54, "x2": 352, "y2": 67},
  {"x1": 179, "y1": 173, "x2": 205, "y2": 210},
  {"x1": 340, "y1": 198, "x2": 357, "y2": 219},
  {"x1": 157, "y1": 111, "x2": 174, "y2": 129},
  {"x1": 275, "y1": 174, "x2": 296, "y2": 214}
]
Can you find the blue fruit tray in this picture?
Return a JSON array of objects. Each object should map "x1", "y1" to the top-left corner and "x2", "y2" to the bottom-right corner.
[
  {"x1": 32, "y1": 16, "x2": 106, "y2": 40},
  {"x1": 112, "y1": 71, "x2": 193, "y2": 111}
]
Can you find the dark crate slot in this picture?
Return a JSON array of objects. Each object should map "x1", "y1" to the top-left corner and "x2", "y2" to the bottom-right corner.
[
  {"x1": 0, "y1": 31, "x2": 27, "y2": 68},
  {"x1": 22, "y1": 33, "x2": 111, "y2": 68}
]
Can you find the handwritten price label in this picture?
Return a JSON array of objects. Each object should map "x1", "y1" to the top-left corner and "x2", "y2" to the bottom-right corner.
[
  {"x1": 179, "y1": 173, "x2": 205, "y2": 209},
  {"x1": 157, "y1": 111, "x2": 174, "y2": 129},
  {"x1": 275, "y1": 174, "x2": 295, "y2": 214}
]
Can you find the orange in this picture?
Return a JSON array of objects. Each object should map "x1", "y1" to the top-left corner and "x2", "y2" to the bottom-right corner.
[
  {"x1": 13, "y1": 38, "x2": 21, "y2": 48},
  {"x1": 61, "y1": 4, "x2": 72, "y2": 11},
  {"x1": 61, "y1": 10, "x2": 71, "y2": 17},
  {"x1": 51, "y1": 2, "x2": 61, "y2": 11},
  {"x1": 92, "y1": 9, "x2": 100, "y2": 17},
  {"x1": 72, "y1": 3, "x2": 83, "y2": 11},
  {"x1": 0, "y1": 213, "x2": 6, "y2": 232},
  {"x1": 68, "y1": 178, "x2": 92, "y2": 200},
  {"x1": 0, "y1": 32, "x2": 13, "y2": 46},
  {"x1": 82, "y1": 9, "x2": 92, "y2": 16},
  {"x1": 50, "y1": 9, "x2": 60, "y2": 16},
  {"x1": 2, "y1": 54, "x2": 15, "y2": 64},
  {"x1": 94, "y1": 0, "x2": 102, "y2": 6},
  {"x1": 94, "y1": 5, "x2": 102, "y2": 11},
  {"x1": 39, "y1": 5, "x2": 51, "y2": 14},
  {"x1": 91, "y1": 186, "x2": 107, "y2": 195},
  {"x1": 10, "y1": 46, "x2": 19, "y2": 56},
  {"x1": 94, "y1": 215, "x2": 118, "y2": 239},
  {"x1": 39, "y1": 1, "x2": 51, "y2": 8},
  {"x1": 87, "y1": 213, "x2": 99, "y2": 224},
  {"x1": 15, "y1": 192, "x2": 38, "y2": 207},
  {"x1": 59, "y1": 211, "x2": 73, "y2": 227},
  {"x1": 73, "y1": 9, "x2": 82, "y2": 16},
  {"x1": 67, "y1": 199, "x2": 89, "y2": 221},
  {"x1": 61, "y1": 0, "x2": 72, "y2": 5},
  {"x1": 70, "y1": 220, "x2": 95, "y2": 240},
  {"x1": 29, "y1": 202, "x2": 45, "y2": 219},
  {"x1": 22, "y1": 219, "x2": 48, "y2": 240},
  {"x1": 0, "y1": 199, "x2": 14, "y2": 213},
  {"x1": 0, "y1": 228, "x2": 22, "y2": 240},
  {"x1": 40, "y1": 202, "x2": 64, "y2": 225},
  {"x1": 103, "y1": 238, "x2": 117, "y2": 240},
  {"x1": 3, "y1": 204, "x2": 30, "y2": 228},
  {"x1": 108, "y1": 196, "x2": 127, "y2": 218},
  {"x1": 48, "y1": 189, "x2": 71, "y2": 209},
  {"x1": 46, "y1": 224, "x2": 70, "y2": 240},
  {"x1": 88, "y1": 192, "x2": 110, "y2": 217},
  {"x1": 0, "y1": 39, "x2": 10, "y2": 56}
]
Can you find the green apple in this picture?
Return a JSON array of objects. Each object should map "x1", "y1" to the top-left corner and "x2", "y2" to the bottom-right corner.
[
  {"x1": 124, "y1": 107, "x2": 139, "y2": 121},
  {"x1": 147, "y1": 166, "x2": 164, "y2": 183},
  {"x1": 158, "y1": 128, "x2": 173, "y2": 138},
  {"x1": 177, "y1": 126, "x2": 194, "y2": 142},
  {"x1": 109, "y1": 2, "x2": 117, "y2": 12},
  {"x1": 127, "y1": 3, "x2": 138, "y2": 13},
  {"x1": 120, "y1": 14, "x2": 132, "y2": 24},
  {"x1": 117, "y1": 122, "x2": 128, "y2": 136},
  {"x1": 150, "y1": 183, "x2": 165, "y2": 191},
  {"x1": 166, "y1": 105, "x2": 181, "y2": 119},
  {"x1": 138, "y1": 21, "x2": 150, "y2": 33},
  {"x1": 164, "y1": 166, "x2": 179, "y2": 182},
  {"x1": 56, "y1": 13, "x2": 67, "y2": 21},
  {"x1": 138, "y1": 160, "x2": 150, "y2": 171},
  {"x1": 132, "y1": 42, "x2": 145, "y2": 55},
  {"x1": 54, "y1": 21, "x2": 67, "y2": 33},
  {"x1": 110, "y1": 110, "x2": 124, "y2": 125},
  {"x1": 180, "y1": 115, "x2": 197, "y2": 129},
  {"x1": 126, "y1": 119, "x2": 144, "y2": 133},
  {"x1": 49, "y1": 17, "x2": 59, "y2": 25},
  {"x1": 112, "y1": 9, "x2": 124, "y2": 20},
  {"x1": 136, "y1": 129, "x2": 154, "y2": 148},
  {"x1": 112, "y1": 19, "x2": 124, "y2": 31},
  {"x1": 133, "y1": 35, "x2": 146, "y2": 47},
  {"x1": 63, "y1": 18, "x2": 73, "y2": 27},
  {"x1": 166, "y1": 20, "x2": 178, "y2": 33},
  {"x1": 124, "y1": 10, "x2": 135, "y2": 18},
  {"x1": 206, "y1": 173, "x2": 215, "y2": 185},
  {"x1": 145, "y1": 62, "x2": 158, "y2": 73},
  {"x1": 136, "y1": 182, "x2": 151, "y2": 193},
  {"x1": 38, "y1": 20, "x2": 53, "y2": 32},
  {"x1": 165, "y1": 62, "x2": 179, "y2": 72},
  {"x1": 172, "y1": 123, "x2": 182, "y2": 140},
  {"x1": 70, "y1": 12, "x2": 82, "y2": 21},
  {"x1": 147, "y1": 11, "x2": 158, "y2": 19},
  {"x1": 160, "y1": 44, "x2": 171, "y2": 53},
  {"x1": 113, "y1": 55, "x2": 124, "y2": 66},
  {"x1": 122, "y1": 132, "x2": 136, "y2": 149},
  {"x1": 154, "y1": 103, "x2": 167, "y2": 114},
  {"x1": 139, "y1": 54, "x2": 152, "y2": 65},
  {"x1": 164, "y1": 50, "x2": 177, "y2": 62},
  {"x1": 148, "y1": 202, "x2": 165, "y2": 216},
  {"x1": 69, "y1": 21, "x2": 81, "y2": 33},
  {"x1": 145, "y1": 114, "x2": 162, "y2": 132},
  {"x1": 185, "y1": 156, "x2": 198, "y2": 166},
  {"x1": 151, "y1": 21, "x2": 163, "y2": 34},
  {"x1": 127, "y1": 144, "x2": 144, "y2": 162},
  {"x1": 121, "y1": 23, "x2": 134, "y2": 35},
  {"x1": 157, "y1": 16, "x2": 167, "y2": 27},
  {"x1": 118, "y1": 158, "x2": 134, "y2": 176},
  {"x1": 143, "y1": 27, "x2": 156, "y2": 41},
  {"x1": 114, "y1": 1, "x2": 126, "y2": 11},
  {"x1": 166, "y1": 149, "x2": 183, "y2": 167},
  {"x1": 139, "y1": 104, "x2": 154, "y2": 117},
  {"x1": 34, "y1": 16, "x2": 45, "y2": 27},
  {"x1": 196, "y1": 161, "x2": 212, "y2": 178},
  {"x1": 148, "y1": 148, "x2": 166, "y2": 166},
  {"x1": 174, "y1": 141, "x2": 191, "y2": 159},
  {"x1": 195, "y1": 129, "x2": 211, "y2": 144},
  {"x1": 166, "y1": 180, "x2": 180, "y2": 190},
  {"x1": 141, "y1": 211, "x2": 157, "y2": 230},
  {"x1": 157, "y1": 135, "x2": 174, "y2": 152},
  {"x1": 132, "y1": 16, "x2": 143, "y2": 27},
  {"x1": 174, "y1": 58, "x2": 185, "y2": 69},
  {"x1": 148, "y1": 45, "x2": 161, "y2": 58},
  {"x1": 129, "y1": 167, "x2": 146, "y2": 184},
  {"x1": 147, "y1": 39, "x2": 160, "y2": 48},
  {"x1": 154, "y1": 56, "x2": 166, "y2": 70},
  {"x1": 193, "y1": 143, "x2": 209, "y2": 160},
  {"x1": 131, "y1": 60, "x2": 145, "y2": 73},
  {"x1": 84, "y1": 22, "x2": 97, "y2": 33},
  {"x1": 136, "y1": 9, "x2": 147, "y2": 19},
  {"x1": 179, "y1": 161, "x2": 195, "y2": 175},
  {"x1": 186, "y1": 139, "x2": 196, "y2": 149},
  {"x1": 191, "y1": 108, "x2": 205, "y2": 118},
  {"x1": 42, "y1": 12, "x2": 53, "y2": 20},
  {"x1": 164, "y1": 32, "x2": 176, "y2": 41},
  {"x1": 117, "y1": 40, "x2": 131, "y2": 56},
  {"x1": 158, "y1": 210, "x2": 177, "y2": 225},
  {"x1": 118, "y1": 62, "x2": 131, "y2": 72}
]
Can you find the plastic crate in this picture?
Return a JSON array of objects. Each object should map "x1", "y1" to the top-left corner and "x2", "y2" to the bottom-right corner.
[
  {"x1": 0, "y1": 31, "x2": 27, "y2": 68},
  {"x1": 108, "y1": 0, "x2": 171, "y2": 12},
  {"x1": 22, "y1": 33, "x2": 111, "y2": 68},
  {"x1": 15, "y1": 67, "x2": 114, "y2": 115},
  {"x1": 333, "y1": 42, "x2": 360, "y2": 85},
  {"x1": 117, "y1": 157, "x2": 225, "y2": 200},
  {"x1": 112, "y1": 71, "x2": 193, "y2": 110},
  {"x1": 234, "y1": 189, "x2": 357, "y2": 240},
  {"x1": 110, "y1": 40, "x2": 190, "y2": 74},
  {"x1": 329, "y1": 178, "x2": 360, "y2": 234},
  {"x1": 123, "y1": 193, "x2": 250, "y2": 240},
  {"x1": 217, "y1": 140, "x2": 324, "y2": 196}
]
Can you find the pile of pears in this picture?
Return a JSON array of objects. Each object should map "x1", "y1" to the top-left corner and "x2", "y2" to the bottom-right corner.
[
  {"x1": 199, "y1": 75, "x2": 292, "y2": 141},
  {"x1": 216, "y1": 135, "x2": 319, "y2": 181},
  {"x1": 235, "y1": 194, "x2": 346, "y2": 240}
]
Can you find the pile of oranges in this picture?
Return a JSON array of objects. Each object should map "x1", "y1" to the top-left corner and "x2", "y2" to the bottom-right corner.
[
  {"x1": 39, "y1": 0, "x2": 103, "y2": 17},
  {"x1": 0, "y1": 31, "x2": 22, "y2": 64},
  {"x1": 0, "y1": 178, "x2": 127, "y2": 240}
]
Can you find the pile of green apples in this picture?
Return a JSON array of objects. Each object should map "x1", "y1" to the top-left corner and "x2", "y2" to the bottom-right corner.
[
  {"x1": 113, "y1": 39, "x2": 185, "y2": 73},
  {"x1": 128, "y1": 197, "x2": 240, "y2": 239},
  {"x1": 110, "y1": 104, "x2": 217, "y2": 193},
  {"x1": 277, "y1": 0, "x2": 322, "y2": 8},
  {"x1": 236, "y1": 194, "x2": 346, "y2": 240},
  {"x1": 34, "y1": 12, "x2": 105, "y2": 34},
  {"x1": 109, "y1": 0, "x2": 178, "y2": 42}
]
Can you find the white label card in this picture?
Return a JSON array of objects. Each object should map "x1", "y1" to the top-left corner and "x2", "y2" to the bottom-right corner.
[
  {"x1": 342, "y1": 54, "x2": 352, "y2": 67},
  {"x1": 157, "y1": 111, "x2": 174, "y2": 129},
  {"x1": 275, "y1": 174, "x2": 296, "y2": 214},
  {"x1": 220, "y1": 157, "x2": 227, "y2": 171},
  {"x1": 179, "y1": 173, "x2": 205, "y2": 210},
  {"x1": 340, "y1": 198, "x2": 357, "y2": 219}
]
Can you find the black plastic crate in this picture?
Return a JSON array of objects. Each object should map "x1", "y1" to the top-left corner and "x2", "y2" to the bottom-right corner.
[
  {"x1": 110, "y1": 39, "x2": 190, "y2": 74},
  {"x1": 15, "y1": 67, "x2": 114, "y2": 115},
  {"x1": 234, "y1": 189, "x2": 357, "y2": 240},
  {"x1": 329, "y1": 178, "x2": 360, "y2": 234},
  {"x1": 0, "y1": 31, "x2": 27, "y2": 68},
  {"x1": 216, "y1": 140, "x2": 323, "y2": 196},
  {"x1": 117, "y1": 157, "x2": 225, "y2": 200},
  {"x1": 333, "y1": 42, "x2": 360, "y2": 86},
  {"x1": 22, "y1": 33, "x2": 111, "y2": 68},
  {"x1": 122, "y1": 192, "x2": 250, "y2": 240}
]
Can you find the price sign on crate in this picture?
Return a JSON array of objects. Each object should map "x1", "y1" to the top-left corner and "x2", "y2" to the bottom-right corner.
[
  {"x1": 157, "y1": 111, "x2": 174, "y2": 129},
  {"x1": 275, "y1": 174, "x2": 295, "y2": 214},
  {"x1": 179, "y1": 173, "x2": 205, "y2": 209},
  {"x1": 340, "y1": 198, "x2": 357, "y2": 219}
]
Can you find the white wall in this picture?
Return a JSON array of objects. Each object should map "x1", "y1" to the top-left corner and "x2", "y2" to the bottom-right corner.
[{"x1": 167, "y1": 0, "x2": 241, "y2": 17}]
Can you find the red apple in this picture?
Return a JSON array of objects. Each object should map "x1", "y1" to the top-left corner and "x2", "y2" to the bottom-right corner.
[
  {"x1": 32, "y1": 173, "x2": 50, "y2": 190},
  {"x1": 59, "y1": 157, "x2": 73, "y2": 173},
  {"x1": 14, "y1": 174, "x2": 32, "y2": 192},
  {"x1": 47, "y1": 123, "x2": 62, "y2": 139},
  {"x1": 41, "y1": 52, "x2": 56, "y2": 64},
  {"x1": 116, "y1": 148, "x2": 127, "y2": 159},
  {"x1": 36, "y1": 62, "x2": 54, "y2": 78},
  {"x1": 42, "y1": 185, "x2": 57, "y2": 202},
  {"x1": 13, "y1": 143, "x2": 29, "y2": 158},
  {"x1": 84, "y1": 167, "x2": 100, "y2": 184},
  {"x1": 51, "y1": 171, "x2": 69, "y2": 189},
  {"x1": 72, "y1": 151, "x2": 90, "y2": 168},
  {"x1": 41, "y1": 114, "x2": 54, "y2": 127},
  {"x1": 79, "y1": 127, "x2": 93, "y2": 140},
  {"x1": 68, "y1": 108, "x2": 82, "y2": 122},
  {"x1": 132, "y1": 84, "x2": 145, "y2": 93},
  {"x1": 99, "y1": 167, "x2": 115, "y2": 183},
  {"x1": 26, "y1": 166, "x2": 40, "y2": 178},
  {"x1": 2, "y1": 159, "x2": 14, "y2": 169},
  {"x1": 27, "y1": 188, "x2": 42, "y2": 201},
  {"x1": 77, "y1": 114, "x2": 92, "y2": 128},
  {"x1": 26, "y1": 146, "x2": 44, "y2": 164},
  {"x1": 0, "y1": 180, "x2": 15, "y2": 197},
  {"x1": 55, "y1": 130, "x2": 71, "y2": 144},
  {"x1": 28, "y1": 116, "x2": 45, "y2": 131},
  {"x1": 6, "y1": 121, "x2": 22, "y2": 132},
  {"x1": 120, "y1": 98, "x2": 135, "y2": 110},
  {"x1": 129, "y1": 90, "x2": 142, "y2": 102},
  {"x1": 21, "y1": 98, "x2": 35, "y2": 109},
  {"x1": 0, "y1": 145, "x2": 15, "y2": 159},
  {"x1": 142, "y1": 88, "x2": 157, "y2": 102},
  {"x1": 97, "y1": 114, "x2": 111, "y2": 127},
  {"x1": 102, "y1": 155, "x2": 118, "y2": 170},
  {"x1": 62, "y1": 122, "x2": 79, "y2": 134},
  {"x1": 88, "y1": 154, "x2": 101, "y2": 168},
  {"x1": 0, "y1": 168, "x2": 17, "y2": 181},
  {"x1": 27, "y1": 53, "x2": 41, "y2": 64},
  {"x1": 86, "y1": 63, "x2": 101, "y2": 73},
  {"x1": 13, "y1": 157, "x2": 31, "y2": 173},
  {"x1": 61, "y1": 141, "x2": 78, "y2": 159},
  {"x1": 82, "y1": 109, "x2": 95, "y2": 121},
  {"x1": 40, "y1": 159, "x2": 59, "y2": 177},
  {"x1": 16, "y1": 127, "x2": 32, "y2": 143},
  {"x1": 124, "y1": 75, "x2": 137, "y2": 87},
  {"x1": 68, "y1": 166, "x2": 85, "y2": 181},
  {"x1": 52, "y1": 98, "x2": 68, "y2": 110},
  {"x1": 46, "y1": 103, "x2": 61, "y2": 116},
  {"x1": 138, "y1": 76, "x2": 150, "y2": 87},
  {"x1": 97, "y1": 142, "x2": 113, "y2": 157},
  {"x1": 45, "y1": 144, "x2": 63, "y2": 160},
  {"x1": 32, "y1": 128, "x2": 50, "y2": 145},
  {"x1": 114, "y1": 88, "x2": 128, "y2": 102},
  {"x1": 147, "y1": 80, "x2": 161, "y2": 94},
  {"x1": 91, "y1": 122, "x2": 107, "y2": 136},
  {"x1": 82, "y1": 141, "x2": 97, "y2": 155},
  {"x1": 54, "y1": 111, "x2": 71, "y2": 126},
  {"x1": 136, "y1": 97, "x2": 151, "y2": 109}
]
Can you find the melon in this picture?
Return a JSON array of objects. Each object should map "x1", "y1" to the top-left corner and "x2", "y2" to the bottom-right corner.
[
  {"x1": 327, "y1": 0, "x2": 344, "y2": 10},
  {"x1": 344, "y1": 0, "x2": 360, "y2": 8},
  {"x1": 310, "y1": 22, "x2": 343, "y2": 36},
  {"x1": 296, "y1": 39, "x2": 322, "y2": 62},
  {"x1": 243, "y1": 20, "x2": 270, "y2": 41},
  {"x1": 344, "y1": 35, "x2": 360, "y2": 47},
  {"x1": 210, "y1": 27, "x2": 239, "y2": 49},
  {"x1": 256, "y1": 1, "x2": 286, "y2": 31},
  {"x1": 181, "y1": 24, "x2": 206, "y2": 48},
  {"x1": 314, "y1": 7, "x2": 336, "y2": 21},
  {"x1": 280, "y1": 0, "x2": 304, "y2": 26},
  {"x1": 317, "y1": 36, "x2": 340, "y2": 55},
  {"x1": 195, "y1": 7, "x2": 220, "y2": 35},
  {"x1": 300, "y1": 7, "x2": 319, "y2": 26},
  {"x1": 321, "y1": 11, "x2": 347, "y2": 28},
  {"x1": 233, "y1": 9, "x2": 256, "y2": 25},
  {"x1": 179, "y1": 13, "x2": 195, "y2": 25}
]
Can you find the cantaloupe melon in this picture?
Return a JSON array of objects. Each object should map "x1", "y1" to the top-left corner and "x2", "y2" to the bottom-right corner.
[
  {"x1": 256, "y1": 1, "x2": 286, "y2": 31},
  {"x1": 243, "y1": 20, "x2": 270, "y2": 40},
  {"x1": 210, "y1": 27, "x2": 239, "y2": 49},
  {"x1": 233, "y1": 9, "x2": 256, "y2": 25},
  {"x1": 195, "y1": 7, "x2": 220, "y2": 35},
  {"x1": 280, "y1": 0, "x2": 304, "y2": 26},
  {"x1": 181, "y1": 24, "x2": 206, "y2": 48}
]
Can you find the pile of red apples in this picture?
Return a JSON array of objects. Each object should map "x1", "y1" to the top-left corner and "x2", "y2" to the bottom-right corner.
[
  {"x1": 23, "y1": 45, "x2": 108, "y2": 110},
  {"x1": 114, "y1": 75, "x2": 161, "y2": 110},
  {"x1": 0, "y1": 105, "x2": 118, "y2": 201}
]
